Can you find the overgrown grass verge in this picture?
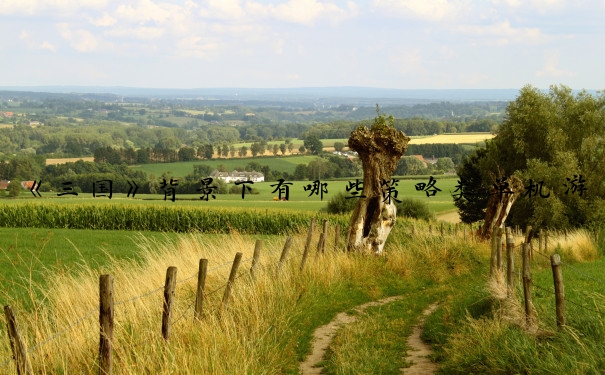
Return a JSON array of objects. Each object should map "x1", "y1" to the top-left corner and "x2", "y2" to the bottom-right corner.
[
  {"x1": 0, "y1": 219, "x2": 485, "y2": 374},
  {"x1": 424, "y1": 228, "x2": 605, "y2": 374}
]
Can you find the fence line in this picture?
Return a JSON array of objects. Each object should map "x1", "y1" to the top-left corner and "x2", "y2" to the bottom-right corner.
[
  {"x1": 494, "y1": 225, "x2": 605, "y2": 332},
  {"x1": 0, "y1": 245, "x2": 264, "y2": 371}
]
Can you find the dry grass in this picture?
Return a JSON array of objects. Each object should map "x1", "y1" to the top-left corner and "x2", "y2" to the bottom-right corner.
[
  {"x1": 545, "y1": 229, "x2": 598, "y2": 263},
  {"x1": 0, "y1": 222, "x2": 486, "y2": 374}
]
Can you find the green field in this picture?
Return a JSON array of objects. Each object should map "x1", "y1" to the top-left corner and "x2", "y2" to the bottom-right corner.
[
  {"x1": 0, "y1": 228, "x2": 182, "y2": 304},
  {"x1": 2, "y1": 177, "x2": 460, "y2": 214},
  {"x1": 131, "y1": 155, "x2": 320, "y2": 177}
]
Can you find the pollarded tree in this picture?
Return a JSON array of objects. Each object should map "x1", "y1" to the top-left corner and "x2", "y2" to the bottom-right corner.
[{"x1": 346, "y1": 106, "x2": 410, "y2": 255}]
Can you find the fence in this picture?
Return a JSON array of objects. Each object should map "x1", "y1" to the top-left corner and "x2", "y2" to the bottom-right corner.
[
  {"x1": 2, "y1": 217, "x2": 352, "y2": 374},
  {"x1": 489, "y1": 226, "x2": 605, "y2": 331}
]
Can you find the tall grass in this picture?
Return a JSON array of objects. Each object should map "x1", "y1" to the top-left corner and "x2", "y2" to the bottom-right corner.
[
  {"x1": 425, "y1": 227, "x2": 605, "y2": 374},
  {"x1": 0, "y1": 220, "x2": 485, "y2": 374}
]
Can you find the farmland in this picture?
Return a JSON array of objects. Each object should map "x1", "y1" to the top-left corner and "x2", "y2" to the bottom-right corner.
[
  {"x1": 1, "y1": 177, "x2": 460, "y2": 214},
  {"x1": 229, "y1": 132, "x2": 493, "y2": 152},
  {"x1": 131, "y1": 155, "x2": 320, "y2": 177}
]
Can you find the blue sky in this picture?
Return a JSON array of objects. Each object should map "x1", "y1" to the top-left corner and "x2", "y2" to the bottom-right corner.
[{"x1": 1, "y1": 0, "x2": 603, "y2": 90}]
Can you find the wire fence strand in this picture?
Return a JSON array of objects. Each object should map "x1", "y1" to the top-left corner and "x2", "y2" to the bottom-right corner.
[{"x1": 560, "y1": 261, "x2": 605, "y2": 289}]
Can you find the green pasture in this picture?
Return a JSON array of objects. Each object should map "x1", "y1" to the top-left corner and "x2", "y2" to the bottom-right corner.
[
  {"x1": 131, "y1": 155, "x2": 320, "y2": 177},
  {"x1": 0, "y1": 228, "x2": 182, "y2": 304},
  {"x1": 3, "y1": 177, "x2": 459, "y2": 214}
]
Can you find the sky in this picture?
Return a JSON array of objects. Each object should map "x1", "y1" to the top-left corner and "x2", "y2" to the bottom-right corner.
[{"x1": 1, "y1": 0, "x2": 604, "y2": 90}]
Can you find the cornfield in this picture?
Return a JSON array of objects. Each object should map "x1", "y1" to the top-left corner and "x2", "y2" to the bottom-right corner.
[{"x1": 0, "y1": 202, "x2": 349, "y2": 234}]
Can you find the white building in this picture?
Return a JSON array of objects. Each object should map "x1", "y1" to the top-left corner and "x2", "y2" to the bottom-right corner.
[{"x1": 209, "y1": 170, "x2": 264, "y2": 183}]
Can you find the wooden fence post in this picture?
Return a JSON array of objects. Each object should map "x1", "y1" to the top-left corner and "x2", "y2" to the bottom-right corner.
[
  {"x1": 551, "y1": 254, "x2": 566, "y2": 327},
  {"x1": 490, "y1": 227, "x2": 498, "y2": 276},
  {"x1": 440, "y1": 222, "x2": 444, "y2": 237},
  {"x1": 162, "y1": 266, "x2": 177, "y2": 341},
  {"x1": 496, "y1": 227, "x2": 503, "y2": 271},
  {"x1": 463, "y1": 226, "x2": 466, "y2": 242},
  {"x1": 539, "y1": 229, "x2": 542, "y2": 253},
  {"x1": 250, "y1": 240, "x2": 262, "y2": 279},
  {"x1": 525, "y1": 225, "x2": 533, "y2": 261},
  {"x1": 321, "y1": 219, "x2": 328, "y2": 254},
  {"x1": 334, "y1": 224, "x2": 341, "y2": 251},
  {"x1": 506, "y1": 227, "x2": 515, "y2": 295},
  {"x1": 522, "y1": 243, "x2": 533, "y2": 325},
  {"x1": 4, "y1": 305, "x2": 32, "y2": 375},
  {"x1": 194, "y1": 259, "x2": 208, "y2": 321},
  {"x1": 300, "y1": 218, "x2": 315, "y2": 270},
  {"x1": 221, "y1": 252, "x2": 243, "y2": 310},
  {"x1": 315, "y1": 233, "x2": 325, "y2": 258},
  {"x1": 345, "y1": 226, "x2": 352, "y2": 252},
  {"x1": 278, "y1": 237, "x2": 293, "y2": 272},
  {"x1": 99, "y1": 274, "x2": 114, "y2": 375}
]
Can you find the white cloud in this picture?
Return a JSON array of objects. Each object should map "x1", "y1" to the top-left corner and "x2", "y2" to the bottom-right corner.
[
  {"x1": 115, "y1": 0, "x2": 178, "y2": 24},
  {"x1": 16, "y1": 29, "x2": 57, "y2": 52},
  {"x1": 372, "y1": 0, "x2": 465, "y2": 21},
  {"x1": 105, "y1": 27, "x2": 165, "y2": 40},
  {"x1": 492, "y1": 0, "x2": 567, "y2": 13},
  {"x1": 176, "y1": 35, "x2": 219, "y2": 59},
  {"x1": 58, "y1": 23, "x2": 104, "y2": 52},
  {"x1": 273, "y1": 38, "x2": 285, "y2": 54},
  {"x1": 247, "y1": 0, "x2": 355, "y2": 26},
  {"x1": 40, "y1": 41, "x2": 57, "y2": 52},
  {"x1": 0, "y1": 0, "x2": 112, "y2": 16},
  {"x1": 199, "y1": 0, "x2": 246, "y2": 20},
  {"x1": 536, "y1": 52, "x2": 575, "y2": 78},
  {"x1": 90, "y1": 13, "x2": 117, "y2": 27},
  {"x1": 457, "y1": 21, "x2": 548, "y2": 45}
]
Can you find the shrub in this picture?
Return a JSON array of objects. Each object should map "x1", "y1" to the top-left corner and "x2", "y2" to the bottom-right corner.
[
  {"x1": 395, "y1": 198, "x2": 434, "y2": 221},
  {"x1": 228, "y1": 183, "x2": 260, "y2": 195},
  {"x1": 326, "y1": 191, "x2": 358, "y2": 214}
]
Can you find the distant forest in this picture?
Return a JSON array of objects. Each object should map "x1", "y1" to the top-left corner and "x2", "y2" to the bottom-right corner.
[{"x1": 0, "y1": 92, "x2": 503, "y2": 159}]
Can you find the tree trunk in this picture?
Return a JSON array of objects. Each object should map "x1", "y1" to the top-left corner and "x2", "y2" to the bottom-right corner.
[
  {"x1": 346, "y1": 112, "x2": 410, "y2": 254},
  {"x1": 478, "y1": 175, "x2": 523, "y2": 240}
]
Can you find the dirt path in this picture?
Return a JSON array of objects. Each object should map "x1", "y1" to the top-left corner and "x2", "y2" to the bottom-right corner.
[
  {"x1": 299, "y1": 295, "x2": 404, "y2": 375},
  {"x1": 437, "y1": 210, "x2": 460, "y2": 223},
  {"x1": 401, "y1": 303, "x2": 439, "y2": 374}
]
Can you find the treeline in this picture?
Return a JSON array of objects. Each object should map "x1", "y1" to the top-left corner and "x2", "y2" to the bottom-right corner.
[
  {"x1": 0, "y1": 118, "x2": 493, "y2": 159},
  {"x1": 300, "y1": 118, "x2": 498, "y2": 139},
  {"x1": 406, "y1": 144, "x2": 472, "y2": 165}
]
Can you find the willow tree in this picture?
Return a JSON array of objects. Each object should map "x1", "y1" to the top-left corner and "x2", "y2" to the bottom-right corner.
[{"x1": 346, "y1": 107, "x2": 410, "y2": 254}]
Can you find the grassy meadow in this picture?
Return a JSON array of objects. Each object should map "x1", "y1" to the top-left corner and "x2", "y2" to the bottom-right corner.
[
  {"x1": 131, "y1": 154, "x2": 320, "y2": 177},
  {"x1": 0, "y1": 219, "x2": 489, "y2": 374},
  {"x1": 0, "y1": 208, "x2": 604, "y2": 373}
]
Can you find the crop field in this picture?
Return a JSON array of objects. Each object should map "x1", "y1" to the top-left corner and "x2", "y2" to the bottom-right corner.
[
  {"x1": 230, "y1": 133, "x2": 493, "y2": 151},
  {"x1": 45, "y1": 157, "x2": 95, "y2": 165},
  {"x1": 408, "y1": 132, "x2": 494, "y2": 144}
]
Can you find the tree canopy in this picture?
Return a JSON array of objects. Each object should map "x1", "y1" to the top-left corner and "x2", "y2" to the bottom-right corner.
[{"x1": 456, "y1": 85, "x2": 605, "y2": 229}]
